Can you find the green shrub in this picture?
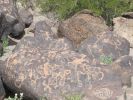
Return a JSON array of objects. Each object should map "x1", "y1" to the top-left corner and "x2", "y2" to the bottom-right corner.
[
  {"x1": 2, "y1": 37, "x2": 9, "y2": 50},
  {"x1": 100, "y1": 55, "x2": 113, "y2": 65},
  {"x1": 18, "y1": 0, "x2": 133, "y2": 25},
  {"x1": 64, "y1": 94, "x2": 83, "y2": 100},
  {"x1": 36, "y1": 0, "x2": 133, "y2": 25},
  {"x1": 4, "y1": 93, "x2": 23, "y2": 100}
]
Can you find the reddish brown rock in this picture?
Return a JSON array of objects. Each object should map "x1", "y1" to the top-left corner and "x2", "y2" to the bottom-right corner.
[{"x1": 58, "y1": 9, "x2": 108, "y2": 47}]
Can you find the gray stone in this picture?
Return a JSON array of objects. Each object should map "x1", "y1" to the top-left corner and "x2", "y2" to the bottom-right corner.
[
  {"x1": 111, "y1": 55, "x2": 133, "y2": 86},
  {"x1": 18, "y1": 8, "x2": 33, "y2": 28},
  {"x1": 78, "y1": 31, "x2": 130, "y2": 64},
  {"x1": 0, "y1": 25, "x2": 124, "y2": 100}
]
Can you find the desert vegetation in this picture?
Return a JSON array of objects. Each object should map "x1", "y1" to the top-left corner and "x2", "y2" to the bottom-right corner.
[{"x1": 24, "y1": 0, "x2": 133, "y2": 25}]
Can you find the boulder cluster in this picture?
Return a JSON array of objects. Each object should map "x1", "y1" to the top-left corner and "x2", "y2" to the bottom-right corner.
[
  {"x1": 0, "y1": 1, "x2": 133, "y2": 100},
  {"x1": 0, "y1": 0, "x2": 33, "y2": 55}
]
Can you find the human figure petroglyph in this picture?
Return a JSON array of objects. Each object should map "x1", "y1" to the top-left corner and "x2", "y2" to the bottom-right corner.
[
  {"x1": 43, "y1": 81, "x2": 52, "y2": 93},
  {"x1": 50, "y1": 70, "x2": 71, "y2": 88}
]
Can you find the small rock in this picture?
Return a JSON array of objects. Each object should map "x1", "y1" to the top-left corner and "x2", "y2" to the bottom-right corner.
[{"x1": 122, "y1": 12, "x2": 133, "y2": 19}]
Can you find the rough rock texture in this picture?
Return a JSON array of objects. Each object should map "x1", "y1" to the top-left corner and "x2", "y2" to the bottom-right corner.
[
  {"x1": 34, "y1": 21, "x2": 58, "y2": 39},
  {"x1": 113, "y1": 17, "x2": 133, "y2": 47},
  {"x1": 0, "y1": 0, "x2": 11, "y2": 14},
  {"x1": 0, "y1": 78, "x2": 5, "y2": 100},
  {"x1": 0, "y1": 7, "x2": 133, "y2": 99},
  {"x1": 122, "y1": 12, "x2": 133, "y2": 19},
  {"x1": 0, "y1": 22, "x2": 126, "y2": 100},
  {"x1": 27, "y1": 12, "x2": 59, "y2": 37},
  {"x1": 124, "y1": 77, "x2": 133, "y2": 100},
  {"x1": 1, "y1": 38, "x2": 124, "y2": 100},
  {"x1": 0, "y1": 61, "x2": 6, "y2": 100},
  {"x1": 85, "y1": 78, "x2": 123, "y2": 100},
  {"x1": 0, "y1": 43, "x2": 3, "y2": 56},
  {"x1": 111, "y1": 55, "x2": 133, "y2": 86},
  {"x1": 0, "y1": 0, "x2": 25, "y2": 39},
  {"x1": 78, "y1": 31, "x2": 130, "y2": 63},
  {"x1": 0, "y1": 45, "x2": 16, "y2": 61},
  {"x1": 108, "y1": 56, "x2": 133, "y2": 99},
  {"x1": 58, "y1": 10, "x2": 109, "y2": 47},
  {"x1": 18, "y1": 8, "x2": 33, "y2": 28},
  {"x1": 0, "y1": 0, "x2": 33, "y2": 41}
]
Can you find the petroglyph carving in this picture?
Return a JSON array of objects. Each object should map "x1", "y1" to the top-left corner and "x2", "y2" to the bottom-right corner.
[
  {"x1": 7, "y1": 48, "x2": 105, "y2": 94},
  {"x1": 5, "y1": 39, "x2": 107, "y2": 96},
  {"x1": 93, "y1": 88, "x2": 113, "y2": 100},
  {"x1": 41, "y1": 65, "x2": 105, "y2": 93}
]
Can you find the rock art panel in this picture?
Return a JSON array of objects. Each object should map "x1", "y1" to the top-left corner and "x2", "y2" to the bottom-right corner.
[
  {"x1": 78, "y1": 31, "x2": 130, "y2": 64},
  {"x1": 1, "y1": 34, "x2": 123, "y2": 100}
]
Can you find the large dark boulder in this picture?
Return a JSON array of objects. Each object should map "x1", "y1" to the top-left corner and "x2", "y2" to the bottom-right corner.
[
  {"x1": 0, "y1": 13, "x2": 25, "y2": 39},
  {"x1": 0, "y1": 22, "x2": 125, "y2": 100},
  {"x1": 1, "y1": 37, "x2": 124, "y2": 100},
  {"x1": 0, "y1": 0, "x2": 30, "y2": 40}
]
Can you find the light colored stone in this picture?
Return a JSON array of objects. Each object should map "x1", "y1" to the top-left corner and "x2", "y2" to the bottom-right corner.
[
  {"x1": 0, "y1": 45, "x2": 16, "y2": 61},
  {"x1": 129, "y1": 48, "x2": 133, "y2": 56},
  {"x1": 113, "y1": 17, "x2": 133, "y2": 47}
]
